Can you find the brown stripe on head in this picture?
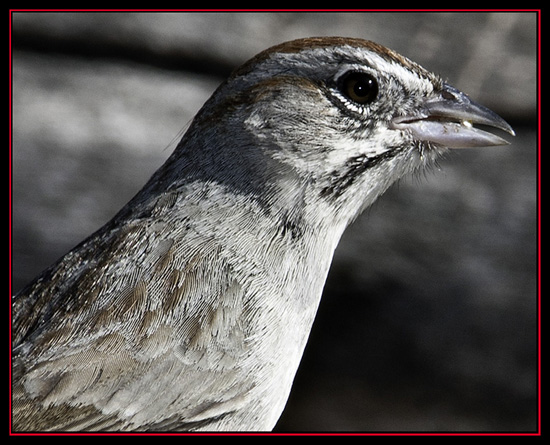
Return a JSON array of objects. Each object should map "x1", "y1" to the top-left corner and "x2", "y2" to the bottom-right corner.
[{"x1": 231, "y1": 37, "x2": 419, "y2": 79}]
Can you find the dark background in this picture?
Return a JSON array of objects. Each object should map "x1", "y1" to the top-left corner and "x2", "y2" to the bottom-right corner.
[{"x1": 11, "y1": 11, "x2": 538, "y2": 432}]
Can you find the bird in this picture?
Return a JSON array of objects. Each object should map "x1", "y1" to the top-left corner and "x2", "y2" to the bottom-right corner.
[{"x1": 11, "y1": 37, "x2": 514, "y2": 432}]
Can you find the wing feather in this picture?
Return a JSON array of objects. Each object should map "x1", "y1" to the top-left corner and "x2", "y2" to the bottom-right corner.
[{"x1": 12, "y1": 211, "x2": 253, "y2": 431}]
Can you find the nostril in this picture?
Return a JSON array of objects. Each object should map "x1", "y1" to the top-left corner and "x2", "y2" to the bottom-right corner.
[{"x1": 441, "y1": 89, "x2": 456, "y2": 101}]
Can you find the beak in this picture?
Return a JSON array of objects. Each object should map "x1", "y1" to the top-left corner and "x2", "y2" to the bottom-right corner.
[{"x1": 391, "y1": 83, "x2": 515, "y2": 148}]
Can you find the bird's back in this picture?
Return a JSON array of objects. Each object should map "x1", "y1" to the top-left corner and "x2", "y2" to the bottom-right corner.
[{"x1": 12, "y1": 175, "x2": 329, "y2": 432}]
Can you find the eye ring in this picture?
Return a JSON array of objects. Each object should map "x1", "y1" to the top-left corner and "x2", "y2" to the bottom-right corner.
[{"x1": 339, "y1": 71, "x2": 378, "y2": 105}]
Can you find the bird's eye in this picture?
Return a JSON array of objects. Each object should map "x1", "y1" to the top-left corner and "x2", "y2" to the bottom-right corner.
[{"x1": 339, "y1": 71, "x2": 378, "y2": 105}]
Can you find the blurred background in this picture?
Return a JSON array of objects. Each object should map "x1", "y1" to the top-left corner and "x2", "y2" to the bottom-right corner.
[{"x1": 11, "y1": 11, "x2": 538, "y2": 432}]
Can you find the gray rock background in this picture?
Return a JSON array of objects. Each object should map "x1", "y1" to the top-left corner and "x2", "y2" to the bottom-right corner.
[{"x1": 11, "y1": 11, "x2": 538, "y2": 432}]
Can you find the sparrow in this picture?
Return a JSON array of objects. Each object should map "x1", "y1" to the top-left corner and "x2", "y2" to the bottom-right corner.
[{"x1": 11, "y1": 37, "x2": 514, "y2": 432}]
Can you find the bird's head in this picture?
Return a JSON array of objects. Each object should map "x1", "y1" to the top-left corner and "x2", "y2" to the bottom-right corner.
[{"x1": 176, "y1": 37, "x2": 514, "y2": 227}]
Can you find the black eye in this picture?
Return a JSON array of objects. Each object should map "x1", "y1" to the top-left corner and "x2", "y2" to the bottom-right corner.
[{"x1": 339, "y1": 71, "x2": 378, "y2": 105}]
